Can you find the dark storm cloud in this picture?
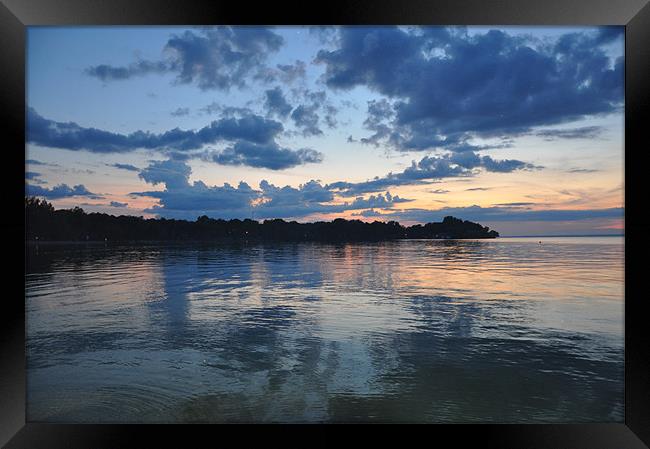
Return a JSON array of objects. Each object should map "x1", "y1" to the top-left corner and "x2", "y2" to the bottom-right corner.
[
  {"x1": 26, "y1": 183, "x2": 102, "y2": 199},
  {"x1": 316, "y1": 26, "x2": 623, "y2": 151},
  {"x1": 86, "y1": 26, "x2": 284, "y2": 91},
  {"x1": 25, "y1": 171, "x2": 41, "y2": 180},
  {"x1": 264, "y1": 87, "x2": 293, "y2": 118}
]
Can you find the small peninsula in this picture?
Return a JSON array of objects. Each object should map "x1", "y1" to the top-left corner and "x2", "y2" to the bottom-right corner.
[{"x1": 25, "y1": 197, "x2": 499, "y2": 242}]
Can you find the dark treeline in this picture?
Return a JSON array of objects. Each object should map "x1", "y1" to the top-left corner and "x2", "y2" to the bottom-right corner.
[{"x1": 25, "y1": 197, "x2": 499, "y2": 242}]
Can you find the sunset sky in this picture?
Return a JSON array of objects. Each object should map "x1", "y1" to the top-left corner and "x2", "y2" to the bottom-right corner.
[{"x1": 25, "y1": 26, "x2": 624, "y2": 236}]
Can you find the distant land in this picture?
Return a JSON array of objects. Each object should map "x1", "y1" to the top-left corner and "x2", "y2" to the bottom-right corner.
[
  {"x1": 501, "y1": 234, "x2": 624, "y2": 238},
  {"x1": 25, "y1": 197, "x2": 499, "y2": 242}
]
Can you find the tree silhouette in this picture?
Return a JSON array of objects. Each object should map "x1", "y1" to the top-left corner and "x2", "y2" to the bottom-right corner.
[{"x1": 25, "y1": 196, "x2": 499, "y2": 242}]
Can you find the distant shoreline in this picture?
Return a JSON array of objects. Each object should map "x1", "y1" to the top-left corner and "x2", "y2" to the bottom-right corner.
[
  {"x1": 25, "y1": 237, "x2": 492, "y2": 245},
  {"x1": 500, "y1": 234, "x2": 624, "y2": 238},
  {"x1": 26, "y1": 197, "x2": 499, "y2": 242},
  {"x1": 25, "y1": 234, "x2": 625, "y2": 246}
]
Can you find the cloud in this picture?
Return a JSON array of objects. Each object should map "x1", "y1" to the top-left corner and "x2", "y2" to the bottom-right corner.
[
  {"x1": 348, "y1": 192, "x2": 412, "y2": 209},
  {"x1": 25, "y1": 159, "x2": 48, "y2": 166},
  {"x1": 594, "y1": 26, "x2": 624, "y2": 45},
  {"x1": 211, "y1": 141, "x2": 323, "y2": 170},
  {"x1": 535, "y1": 126, "x2": 604, "y2": 140},
  {"x1": 27, "y1": 108, "x2": 321, "y2": 170},
  {"x1": 309, "y1": 26, "x2": 340, "y2": 47},
  {"x1": 252, "y1": 180, "x2": 343, "y2": 219},
  {"x1": 134, "y1": 160, "x2": 259, "y2": 216},
  {"x1": 138, "y1": 159, "x2": 192, "y2": 189},
  {"x1": 170, "y1": 107, "x2": 190, "y2": 117},
  {"x1": 25, "y1": 171, "x2": 47, "y2": 185},
  {"x1": 110, "y1": 201, "x2": 128, "y2": 207},
  {"x1": 264, "y1": 87, "x2": 293, "y2": 118},
  {"x1": 256, "y1": 60, "x2": 308, "y2": 84},
  {"x1": 366, "y1": 205, "x2": 624, "y2": 223},
  {"x1": 86, "y1": 26, "x2": 284, "y2": 91},
  {"x1": 480, "y1": 155, "x2": 535, "y2": 173},
  {"x1": 286, "y1": 89, "x2": 339, "y2": 137},
  {"x1": 252, "y1": 183, "x2": 411, "y2": 220},
  {"x1": 327, "y1": 152, "x2": 535, "y2": 196},
  {"x1": 85, "y1": 59, "x2": 169, "y2": 81},
  {"x1": 135, "y1": 159, "x2": 619, "y2": 224},
  {"x1": 492, "y1": 202, "x2": 536, "y2": 207},
  {"x1": 109, "y1": 163, "x2": 140, "y2": 172},
  {"x1": 291, "y1": 104, "x2": 322, "y2": 136},
  {"x1": 26, "y1": 107, "x2": 283, "y2": 150},
  {"x1": 360, "y1": 99, "x2": 395, "y2": 146},
  {"x1": 132, "y1": 160, "x2": 292, "y2": 218},
  {"x1": 352, "y1": 209, "x2": 384, "y2": 217},
  {"x1": 316, "y1": 26, "x2": 623, "y2": 152},
  {"x1": 275, "y1": 60, "x2": 307, "y2": 83},
  {"x1": 200, "y1": 102, "x2": 222, "y2": 115},
  {"x1": 26, "y1": 183, "x2": 102, "y2": 199},
  {"x1": 132, "y1": 159, "x2": 414, "y2": 220}
]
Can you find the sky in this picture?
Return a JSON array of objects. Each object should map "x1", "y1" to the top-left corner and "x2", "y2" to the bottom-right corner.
[{"x1": 25, "y1": 25, "x2": 625, "y2": 236}]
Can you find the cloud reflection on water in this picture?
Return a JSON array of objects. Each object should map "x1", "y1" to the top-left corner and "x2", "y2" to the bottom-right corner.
[{"x1": 26, "y1": 238, "x2": 623, "y2": 422}]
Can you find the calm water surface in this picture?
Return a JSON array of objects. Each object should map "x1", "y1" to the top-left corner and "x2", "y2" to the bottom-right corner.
[{"x1": 26, "y1": 237, "x2": 624, "y2": 422}]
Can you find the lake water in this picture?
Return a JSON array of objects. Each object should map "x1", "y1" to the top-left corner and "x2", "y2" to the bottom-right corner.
[{"x1": 25, "y1": 236, "x2": 624, "y2": 423}]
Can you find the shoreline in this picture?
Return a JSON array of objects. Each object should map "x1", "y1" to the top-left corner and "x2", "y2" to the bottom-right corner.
[
  {"x1": 25, "y1": 234, "x2": 624, "y2": 246},
  {"x1": 26, "y1": 237, "x2": 499, "y2": 246}
]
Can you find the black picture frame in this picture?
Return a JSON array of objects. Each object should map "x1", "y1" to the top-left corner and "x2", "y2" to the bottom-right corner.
[{"x1": 2, "y1": 0, "x2": 649, "y2": 446}]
